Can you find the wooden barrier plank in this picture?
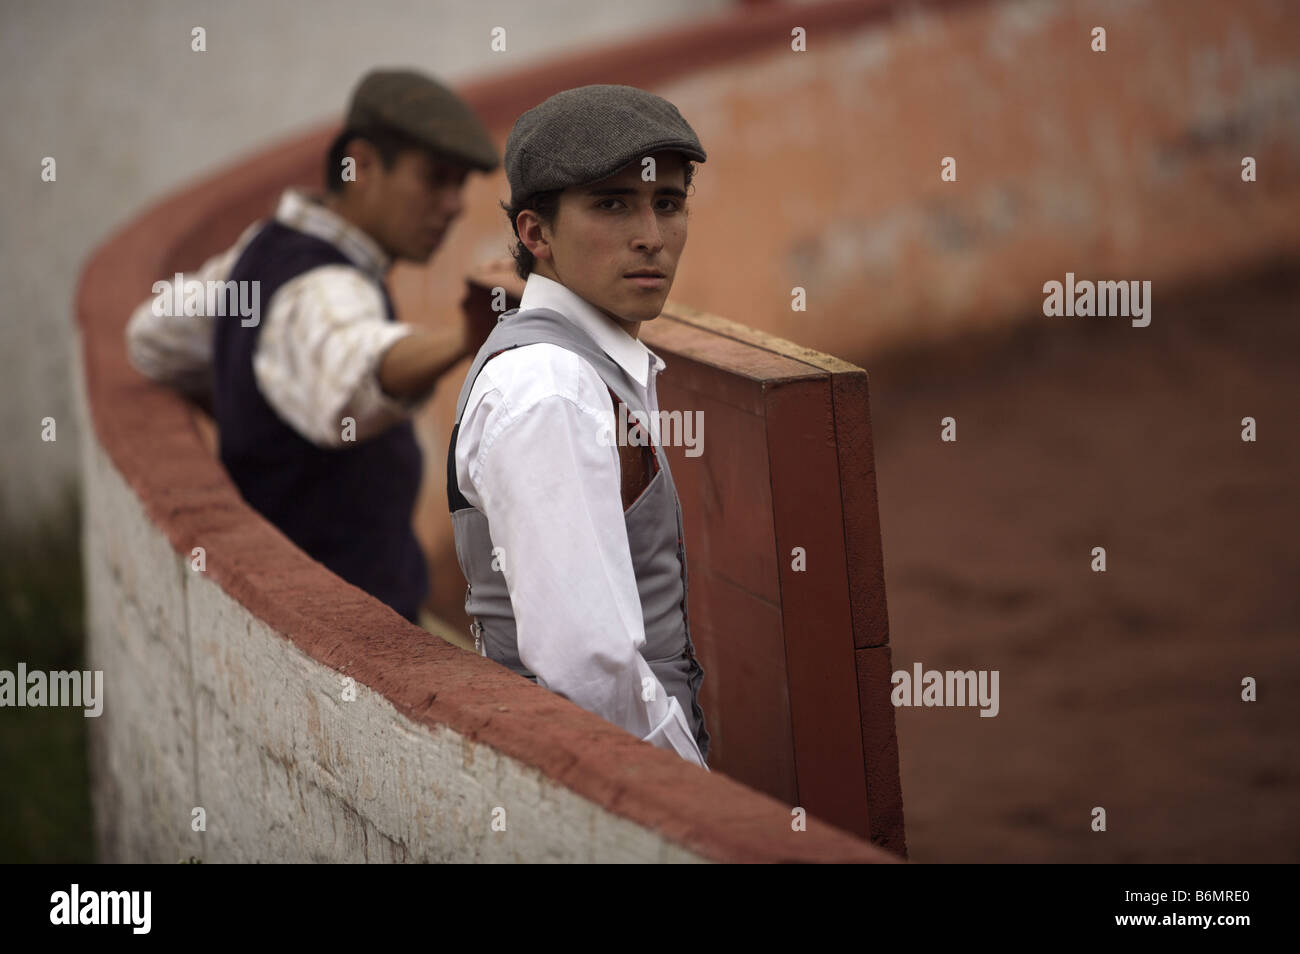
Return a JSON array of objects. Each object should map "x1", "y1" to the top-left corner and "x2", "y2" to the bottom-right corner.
[
  {"x1": 686, "y1": 565, "x2": 796, "y2": 801},
  {"x1": 828, "y1": 370, "x2": 892, "y2": 651},
  {"x1": 856, "y1": 645, "x2": 908, "y2": 856},
  {"x1": 765, "y1": 374, "x2": 872, "y2": 839},
  {"x1": 664, "y1": 301, "x2": 903, "y2": 849}
]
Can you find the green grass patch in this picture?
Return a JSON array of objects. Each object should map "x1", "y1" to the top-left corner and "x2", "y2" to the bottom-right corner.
[{"x1": 0, "y1": 481, "x2": 93, "y2": 862}]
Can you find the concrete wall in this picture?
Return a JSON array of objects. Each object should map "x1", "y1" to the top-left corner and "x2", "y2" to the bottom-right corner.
[
  {"x1": 648, "y1": 0, "x2": 1300, "y2": 359},
  {"x1": 77, "y1": 389, "x2": 706, "y2": 862},
  {"x1": 389, "y1": 0, "x2": 1300, "y2": 364},
  {"x1": 74, "y1": 327, "x2": 893, "y2": 862}
]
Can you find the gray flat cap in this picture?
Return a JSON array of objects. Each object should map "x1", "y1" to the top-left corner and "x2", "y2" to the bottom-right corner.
[
  {"x1": 346, "y1": 68, "x2": 499, "y2": 172},
  {"x1": 505, "y1": 84, "x2": 706, "y2": 206}
]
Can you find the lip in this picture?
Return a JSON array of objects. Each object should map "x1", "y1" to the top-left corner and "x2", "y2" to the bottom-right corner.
[{"x1": 624, "y1": 271, "x2": 666, "y2": 288}]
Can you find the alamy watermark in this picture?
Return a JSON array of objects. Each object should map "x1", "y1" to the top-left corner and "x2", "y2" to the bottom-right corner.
[
  {"x1": 595, "y1": 404, "x2": 704, "y2": 457},
  {"x1": 891, "y1": 663, "x2": 999, "y2": 717},
  {"x1": 151, "y1": 274, "x2": 260, "y2": 327},
  {"x1": 50, "y1": 884, "x2": 150, "y2": 934},
  {"x1": 1042, "y1": 272, "x2": 1151, "y2": 327},
  {"x1": 0, "y1": 664, "x2": 103, "y2": 717}
]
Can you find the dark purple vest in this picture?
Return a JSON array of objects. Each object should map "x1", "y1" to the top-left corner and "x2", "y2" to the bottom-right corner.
[{"x1": 212, "y1": 221, "x2": 427, "y2": 622}]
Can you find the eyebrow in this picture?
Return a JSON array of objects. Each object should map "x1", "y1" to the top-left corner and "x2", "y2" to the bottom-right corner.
[{"x1": 585, "y1": 186, "x2": 687, "y2": 199}]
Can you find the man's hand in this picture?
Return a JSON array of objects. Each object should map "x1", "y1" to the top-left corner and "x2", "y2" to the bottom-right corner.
[
  {"x1": 463, "y1": 294, "x2": 495, "y2": 358},
  {"x1": 459, "y1": 264, "x2": 522, "y2": 356}
]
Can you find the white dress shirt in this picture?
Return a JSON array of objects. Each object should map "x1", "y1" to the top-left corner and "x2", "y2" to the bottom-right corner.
[
  {"x1": 125, "y1": 188, "x2": 429, "y2": 448},
  {"x1": 454, "y1": 274, "x2": 707, "y2": 769}
]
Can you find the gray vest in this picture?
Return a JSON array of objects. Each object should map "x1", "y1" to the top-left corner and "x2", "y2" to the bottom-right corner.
[{"x1": 447, "y1": 307, "x2": 709, "y2": 761}]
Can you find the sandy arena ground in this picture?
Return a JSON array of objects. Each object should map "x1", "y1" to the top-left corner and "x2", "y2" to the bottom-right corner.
[{"x1": 866, "y1": 263, "x2": 1299, "y2": 863}]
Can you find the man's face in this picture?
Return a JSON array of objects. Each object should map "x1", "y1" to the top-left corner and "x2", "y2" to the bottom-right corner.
[
  {"x1": 350, "y1": 139, "x2": 468, "y2": 262},
  {"x1": 528, "y1": 150, "x2": 690, "y2": 327}
]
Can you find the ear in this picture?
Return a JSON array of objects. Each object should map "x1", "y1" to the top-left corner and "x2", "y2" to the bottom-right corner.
[
  {"x1": 342, "y1": 137, "x2": 382, "y2": 187},
  {"x1": 516, "y1": 209, "x2": 553, "y2": 263}
]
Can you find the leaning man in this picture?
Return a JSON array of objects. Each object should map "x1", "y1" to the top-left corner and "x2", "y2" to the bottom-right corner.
[
  {"x1": 448, "y1": 85, "x2": 710, "y2": 766},
  {"x1": 126, "y1": 69, "x2": 498, "y2": 623}
]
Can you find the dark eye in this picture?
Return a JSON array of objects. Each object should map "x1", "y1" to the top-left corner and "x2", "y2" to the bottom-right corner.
[{"x1": 597, "y1": 197, "x2": 625, "y2": 210}]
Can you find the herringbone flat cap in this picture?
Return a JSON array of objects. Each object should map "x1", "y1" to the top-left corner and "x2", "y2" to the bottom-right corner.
[{"x1": 505, "y1": 84, "x2": 706, "y2": 206}]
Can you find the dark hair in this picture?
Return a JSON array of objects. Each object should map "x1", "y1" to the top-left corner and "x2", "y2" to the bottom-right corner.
[
  {"x1": 500, "y1": 160, "x2": 696, "y2": 280},
  {"x1": 324, "y1": 125, "x2": 432, "y2": 194}
]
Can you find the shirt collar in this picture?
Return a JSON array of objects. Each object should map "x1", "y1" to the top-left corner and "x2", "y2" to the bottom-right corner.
[
  {"x1": 274, "y1": 188, "x2": 392, "y2": 282},
  {"x1": 517, "y1": 273, "x2": 665, "y2": 388}
]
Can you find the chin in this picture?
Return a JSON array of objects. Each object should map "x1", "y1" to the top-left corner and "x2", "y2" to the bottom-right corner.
[
  {"x1": 393, "y1": 238, "x2": 438, "y2": 261},
  {"x1": 614, "y1": 307, "x2": 655, "y2": 325},
  {"x1": 621, "y1": 296, "x2": 668, "y2": 322}
]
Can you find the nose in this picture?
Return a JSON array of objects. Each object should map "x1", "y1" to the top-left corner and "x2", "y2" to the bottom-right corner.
[
  {"x1": 632, "y1": 201, "x2": 665, "y2": 255},
  {"x1": 440, "y1": 184, "x2": 464, "y2": 221}
]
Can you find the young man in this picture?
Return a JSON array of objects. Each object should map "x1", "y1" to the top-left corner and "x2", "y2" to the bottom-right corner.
[
  {"x1": 447, "y1": 85, "x2": 710, "y2": 767},
  {"x1": 126, "y1": 69, "x2": 498, "y2": 623}
]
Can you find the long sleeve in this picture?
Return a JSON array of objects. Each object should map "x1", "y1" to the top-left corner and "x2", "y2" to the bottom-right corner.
[
  {"x1": 457, "y1": 344, "x2": 706, "y2": 768},
  {"x1": 252, "y1": 264, "x2": 427, "y2": 448},
  {"x1": 125, "y1": 217, "x2": 430, "y2": 449},
  {"x1": 124, "y1": 221, "x2": 262, "y2": 398}
]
